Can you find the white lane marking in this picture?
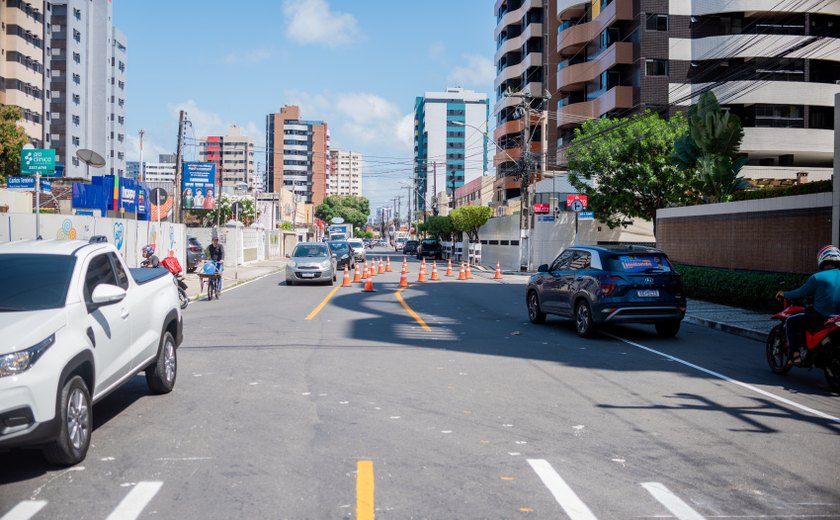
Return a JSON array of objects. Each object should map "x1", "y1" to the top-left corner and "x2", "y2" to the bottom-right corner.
[
  {"x1": 198, "y1": 270, "x2": 281, "y2": 301},
  {"x1": 105, "y1": 481, "x2": 163, "y2": 520},
  {"x1": 602, "y1": 332, "x2": 840, "y2": 424},
  {"x1": 527, "y1": 459, "x2": 598, "y2": 520},
  {"x1": 642, "y1": 482, "x2": 706, "y2": 520},
  {"x1": 0, "y1": 501, "x2": 47, "y2": 520}
]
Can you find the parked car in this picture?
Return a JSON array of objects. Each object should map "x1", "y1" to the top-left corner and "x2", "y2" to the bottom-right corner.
[
  {"x1": 186, "y1": 235, "x2": 205, "y2": 272},
  {"x1": 525, "y1": 246, "x2": 686, "y2": 338},
  {"x1": 347, "y1": 238, "x2": 366, "y2": 262},
  {"x1": 285, "y1": 242, "x2": 337, "y2": 286},
  {"x1": 327, "y1": 240, "x2": 355, "y2": 271},
  {"x1": 402, "y1": 240, "x2": 419, "y2": 255},
  {"x1": 395, "y1": 238, "x2": 407, "y2": 251},
  {"x1": 0, "y1": 239, "x2": 183, "y2": 465},
  {"x1": 417, "y1": 239, "x2": 443, "y2": 260}
]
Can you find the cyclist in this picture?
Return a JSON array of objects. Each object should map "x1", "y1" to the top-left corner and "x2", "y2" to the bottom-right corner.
[
  {"x1": 206, "y1": 236, "x2": 225, "y2": 291},
  {"x1": 776, "y1": 245, "x2": 840, "y2": 365},
  {"x1": 140, "y1": 244, "x2": 160, "y2": 268}
]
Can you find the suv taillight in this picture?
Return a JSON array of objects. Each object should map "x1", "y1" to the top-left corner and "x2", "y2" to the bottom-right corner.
[{"x1": 598, "y1": 276, "x2": 623, "y2": 297}]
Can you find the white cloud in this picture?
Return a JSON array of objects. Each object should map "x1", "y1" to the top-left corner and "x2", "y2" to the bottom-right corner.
[
  {"x1": 222, "y1": 47, "x2": 273, "y2": 65},
  {"x1": 283, "y1": 0, "x2": 360, "y2": 47},
  {"x1": 428, "y1": 41, "x2": 446, "y2": 59},
  {"x1": 448, "y1": 54, "x2": 495, "y2": 87},
  {"x1": 169, "y1": 100, "x2": 227, "y2": 139},
  {"x1": 395, "y1": 113, "x2": 415, "y2": 151}
]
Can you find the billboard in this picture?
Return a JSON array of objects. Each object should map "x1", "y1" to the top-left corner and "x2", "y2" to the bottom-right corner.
[
  {"x1": 20, "y1": 149, "x2": 57, "y2": 175},
  {"x1": 182, "y1": 162, "x2": 217, "y2": 211}
]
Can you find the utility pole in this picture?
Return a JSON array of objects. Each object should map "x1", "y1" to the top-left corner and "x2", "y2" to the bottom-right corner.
[
  {"x1": 174, "y1": 110, "x2": 186, "y2": 223},
  {"x1": 138, "y1": 129, "x2": 145, "y2": 182},
  {"x1": 432, "y1": 161, "x2": 438, "y2": 216}
]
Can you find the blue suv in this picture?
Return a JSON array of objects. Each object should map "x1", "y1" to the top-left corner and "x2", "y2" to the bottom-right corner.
[{"x1": 526, "y1": 246, "x2": 686, "y2": 338}]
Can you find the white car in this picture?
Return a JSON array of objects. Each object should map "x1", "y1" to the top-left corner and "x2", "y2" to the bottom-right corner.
[
  {"x1": 0, "y1": 239, "x2": 183, "y2": 465},
  {"x1": 347, "y1": 238, "x2": 366, "y2": 262}
]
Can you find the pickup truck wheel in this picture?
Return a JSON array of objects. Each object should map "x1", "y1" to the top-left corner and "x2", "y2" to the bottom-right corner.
[
  {"x1": 146, "y1": 331, "x2": 177, "y2": 394},
  {"x1": 43, "y1": 376, "x2": 91, "y2": 466}
]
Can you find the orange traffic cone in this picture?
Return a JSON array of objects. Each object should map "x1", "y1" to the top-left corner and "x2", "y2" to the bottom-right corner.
[
  {"x1": 362, "y1": 262, "x2": 370, "y2": 280},
  {"x1": 493, "y1": 261, "x2": 503, "y2": 280},
  {"x1": 353, "y1": 263, "x2": 361, "y2": 283},
  {"x1": 341, "y1": 265, "x2": 352, "y2": 287},
  {"x1": 445, "y1": 258, "x2": 453, "y2": 277},
  {"x1": 466, "y1": 262, "x2": 473, "y2": 279},
  {"x1": 399, "y1": 269, "x2": 409, "y2": 287},
  {"x1": 369, "y1": 260, "x2": 377, "y2": 277},
  {"x1": 378, "y1": 258, "x2": 385, "y2": 274},
  {"x1": 417, "y1": 262, "x2": 427, "y2": 283},
  {"x1": 458, "y1": 262, "x2": 467, "y2": 281},
  {"x1": 363, "y1": 277, "x2": 375, "y2": 292},
  {"x1": 402, "y1": 257, "x2": 408, "y2": 273},
  {"x1": 430, "y1": 261, "x2": 440, "y2": 281},
  {"x1": 386, "y1": 257, "x2": 392, "y2": 272}
]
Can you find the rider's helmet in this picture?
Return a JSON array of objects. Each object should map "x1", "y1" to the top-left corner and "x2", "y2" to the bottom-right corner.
[
  {"x1": 142, "y1": 244, "x2": 155, "y2": 257},
  {"x1": 817, "y1": 245, "x2": 840, "y2": 269}
]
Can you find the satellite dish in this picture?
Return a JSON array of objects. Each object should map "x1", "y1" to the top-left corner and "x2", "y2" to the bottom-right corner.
[
  {"x1": 331, "y1": 217, "x2": 345, "y2": 224},
  {"x1": 76, "y1": 149, "x2": 106, "y2": 168}
]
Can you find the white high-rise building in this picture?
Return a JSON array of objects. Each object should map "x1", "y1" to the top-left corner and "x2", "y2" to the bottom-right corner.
[
  {"x1": 328, "y1": 149, "x2": 362, "y2": 196},
  {"x1": 46, "y1": 0, "x2": 126, "y2": 179}
]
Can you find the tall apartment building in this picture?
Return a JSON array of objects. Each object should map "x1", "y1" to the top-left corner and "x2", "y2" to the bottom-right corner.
[
  {"x1": 126, "y1": 154, "x2": 175, "y2": 183},
  {"x1": 265, "y1": 105, "x2": 329, "y2": 205},
  {"x1": 493, "y1": 0, "x2": 557, "y2": 204},
  {"x1": 413, "y1": 88, "x2": 489, "y2": 215},
  {"x1": 328, "y1": 149, "x2": 362, "y2": 196},
  {"x1": 1, "y1": 0, "x2": 46, "y2": 146},
  {"x1": 46, "y1": 0, "x2": 126, "y2": 179},
  {"x1": 199, "y1": 125, "x2": 255, "y2": 194},
  {"x1": 551, "y1": 0, "x2": 838, "y2": 179}
]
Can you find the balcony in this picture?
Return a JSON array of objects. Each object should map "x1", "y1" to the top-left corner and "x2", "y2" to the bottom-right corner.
[
  {"x1": 557, "y1": 41, "x2": 633, "y2": 92},
  {"x1": 557, "y1": 0, "x2": 633, "y2": 56},
  {"x1": 556, "y1": 0, "x2": 587, "y2": 21},
  {"x1": 556, "y1": 85, "x2": 634, "y2": 129},
  {"x1": 493, "y1": 119, "x2": 524, "y2": 141},
  {"x1": 495, "y1": 22, "x2": 543, "y2": 63}
]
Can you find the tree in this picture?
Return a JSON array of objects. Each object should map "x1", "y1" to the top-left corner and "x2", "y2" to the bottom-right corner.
[
  {"x1": 203, "y1": 194, "x2": 259, "y2": 226},
  {"x1": 566, "y1": 111, "x2": 695, "y2": 235},
  {"x1": 426, "y1": 215, "x2": 454, "y2": 241},
  {"x1": 672, "y1": 91, "x2": 749, "y2": 203},
  {"x1": 0, "y1": 105, "x2": 30, "y2": 184},
  {"x1": 315, "y1": 195, "x2": 370, "y2": 230},
  {"x1": 450, "y1": 206, "x2": 491, "y2": 242}
]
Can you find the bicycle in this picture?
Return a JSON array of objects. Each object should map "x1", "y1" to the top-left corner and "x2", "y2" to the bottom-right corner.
[{"x1": 198, "y1": 260, "x2": 223, "y2": 301}]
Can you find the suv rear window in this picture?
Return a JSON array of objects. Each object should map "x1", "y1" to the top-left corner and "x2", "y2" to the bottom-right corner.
[{"x1": 605, "y1": 254, "x2": 672, "y2": 273}]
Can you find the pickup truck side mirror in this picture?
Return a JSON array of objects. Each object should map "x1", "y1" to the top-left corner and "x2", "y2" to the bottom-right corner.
[
  {"x1": 89, "y1": 284, "x2": 127, "y2": 310},
  {"x1": 537, "y1": 264, "x2": 549, "y2": 273}
]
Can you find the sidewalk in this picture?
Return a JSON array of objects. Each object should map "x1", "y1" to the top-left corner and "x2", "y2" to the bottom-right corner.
[
  {"x1": 183, "y1": 258, "x2": 286, "y2": 300},
  {"x1": 684, "y1": 299, "x2": 774, "y2": 342}
]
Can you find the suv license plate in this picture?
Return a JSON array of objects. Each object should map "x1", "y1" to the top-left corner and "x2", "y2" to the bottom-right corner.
[
  {"x1": 637, "y1": 289, "x2": 659, "y2": 297},
  {"x1": 300, "y1": 273, "x2": 315, "y2": 278}
]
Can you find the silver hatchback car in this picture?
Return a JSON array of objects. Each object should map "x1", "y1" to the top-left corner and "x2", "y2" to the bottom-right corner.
[{"x1": 285, "y1": 242, "x2": 337, "y2": 286}]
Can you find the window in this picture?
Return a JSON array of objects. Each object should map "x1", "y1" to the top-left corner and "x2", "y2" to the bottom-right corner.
[
  {"x1": 646, "y1": 14, "x2": 669, "y2": 31},
  {"x1": 550, "y1": 250, "x2": 575, "y2": 272},
  {"x1": 72, "y1": 52, "x2": 81, "y2": 63},
  {"x1": 72, "y1": 73, "x2": 81, "y2": 84},
  {"x1": 72, "y1": 115, "x2": 80, "y2": 125},
  {"x1": 72, "y1": 157, "x2": 80, "y2": 166},
  {"x1": 73, "y1": 29, "x2": 81, "y2": 43},
  {"x1": 645, "y1": 59, "x2": 669, "y2": 76},
  {"x1": 72, "y1": 94, "x2": 81, "y2": 104},
  {"x1": 569, "y1": 252, "x2": 591, "y2": 271},
  {"x1": 72, "y1": 136, "x2": 80, "y2": 146},
  {"x1": 73, "y1": 8, "x2": 81, "y2": 20},
  {"x1": 108, "y1": 253, "x2": 129, "y2": 290},
  {"x1": 84, "y1": 255, "x2": 117, "y2": 303}
]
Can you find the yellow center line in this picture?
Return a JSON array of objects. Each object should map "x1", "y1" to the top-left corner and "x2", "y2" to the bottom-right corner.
[
  {"x1": 356, "y1": 460, "x2": 375, "y2": 520},
  {"x1": 395, "y1": 287, "x2": 431, "y2": 331},
  {"x1": 305, "y1": 285, "x2": 341, "y2": 320}
]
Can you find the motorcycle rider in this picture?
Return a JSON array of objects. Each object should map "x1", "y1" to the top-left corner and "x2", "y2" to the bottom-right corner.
[
  {"x1": 141, "y1": 244, "x2": 160, "y2": 268},
  {"x1": 776, "y1": 245, "x2": 840, "y2": 365}
]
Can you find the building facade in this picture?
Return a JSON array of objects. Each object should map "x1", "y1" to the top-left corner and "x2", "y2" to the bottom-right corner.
[
  {"x1": 413, "y1": 87, "x2": 489, "y2": 215},
  {"x1": 328, "y1": 149, "x2": 362, "y2": 196},
  {"x1": 265, "y1": 105, "x2": 329, "y2": 205},
  {"x1": 198, "y1": 125, "x2": 255, "y2": 195},
  {"x1": 126, "y1": 156, "x2": 175, "y2": 183},
  {"x1": 1, "y1": 0, "x2": 46, "y2": 147},
  {"x1": 46, "y1": 0, "x2": 126, "y2": 179},
  {"x1": 551, "y1": 0, "x2": 838, "y2": 179},
  {"x1": 493, "y1": 0, "x2": 557, "y2": 204}
]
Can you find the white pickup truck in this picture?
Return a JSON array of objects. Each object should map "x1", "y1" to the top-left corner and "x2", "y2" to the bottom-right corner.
[{"x1": 0, "y1": 239, "x2": 183, "y2": 465}]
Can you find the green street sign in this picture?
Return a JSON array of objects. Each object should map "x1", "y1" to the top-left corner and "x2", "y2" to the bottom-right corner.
[{"x1": 20, "y1": 149, "x2": 56, "y2": 175}]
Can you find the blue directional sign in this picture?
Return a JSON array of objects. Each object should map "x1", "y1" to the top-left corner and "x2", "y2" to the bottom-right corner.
[
  {"x1": 578, "y1": 211, "x2": 595, "y2": 220},
  {"x1": 7, "y1": 176, "x2": 51, "y2": 192}
]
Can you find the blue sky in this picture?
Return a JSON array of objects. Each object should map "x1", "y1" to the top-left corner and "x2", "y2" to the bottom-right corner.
[{"x1": 116, "y1": 0, "x2": 497, "y2": 212}]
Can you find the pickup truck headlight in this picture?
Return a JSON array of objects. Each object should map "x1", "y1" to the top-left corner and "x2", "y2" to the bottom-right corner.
[{"x1": 0, "y1": 334, "x2": 55, "y2": 378}]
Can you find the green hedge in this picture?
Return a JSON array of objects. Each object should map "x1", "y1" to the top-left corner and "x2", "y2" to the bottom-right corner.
[
  {"x1": 731, "y1": 180, "x2": 831, "y2": 202},
  {"x1": 674, "y1": 263, "x2": 808, "y2": 312}
]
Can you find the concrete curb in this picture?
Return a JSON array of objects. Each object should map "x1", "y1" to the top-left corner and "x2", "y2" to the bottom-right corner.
[
  {"x1": 188, "y1": 266, "x2": 284, "y2": 302},
  {"x1": 683, "y1": 315, "x2": 767, "y2": 342}
]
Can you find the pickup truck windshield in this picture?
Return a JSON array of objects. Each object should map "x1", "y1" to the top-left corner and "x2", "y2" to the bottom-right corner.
[
  {"x1": 0, "y1": 254, "x2": 77, "y2": 311},
  {"x1": 292, "y1": 246, "x2": 329, "y2": 258}
]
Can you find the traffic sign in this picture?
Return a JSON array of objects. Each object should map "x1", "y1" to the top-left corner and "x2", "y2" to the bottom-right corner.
[
  {"x1": 579, "y1": 211, "x2": 595, "y2": 220},
  {"x1": 570, "y1": 200, "x2": 585, "y2": 212},
  {"x1": 533, "y1": 203, "x2": 550, "y2": 214},
  {"x1": 20, "y1": 149, "x2": 56, "y2": 175},
  {"x1": 566, "y1": 194, "x2": 588, "y2": 208},
  {"x1": 7, "y1": 176, "x2": 51, "y2": 192}
]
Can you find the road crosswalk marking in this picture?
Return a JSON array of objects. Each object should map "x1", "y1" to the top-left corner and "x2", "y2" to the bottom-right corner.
[
  {"x1": 104, "y1": 481, "x2": 162, "y2": 520},
  {"x1": 642, "y1": 482, "x2": 706, "y2": 520},
  {"x1": 0, "y1": 501, "x2": 46, "y2": 520},
  {"x1": 527, "y1": 459, "x2": 598, "y2": 520}
]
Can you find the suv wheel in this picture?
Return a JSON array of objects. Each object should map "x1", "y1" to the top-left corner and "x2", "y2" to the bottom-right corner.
[
  {"x1": 655, "y1": 320, "x2": 681, "y2": 338},
  {"x1": 575, "y1": 300, "x2": 596, "y2": 338},
  {"x1": 527, "y1": 291, "x2": 546, "y2": 324},
  {"x1": 43, "y1": 375, "x2": 91, "y2": 466},
  {"x1": 146, "y1": 331, "x2": 177, "y2": 394}
]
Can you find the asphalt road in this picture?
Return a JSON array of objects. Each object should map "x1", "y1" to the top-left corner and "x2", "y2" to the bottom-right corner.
[{"x1": 2, "y1": 248, "x2": 839, "y2": 520}]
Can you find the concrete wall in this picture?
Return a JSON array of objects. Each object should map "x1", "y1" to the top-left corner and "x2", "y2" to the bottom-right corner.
[
  {"x1": 0, "y1": 189, "x2": 34, "y2": 213},
  {"x1": 657, "y1": 192, "x2": 832, "y2": 274}
]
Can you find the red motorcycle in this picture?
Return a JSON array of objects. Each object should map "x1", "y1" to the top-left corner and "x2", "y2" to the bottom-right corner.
[{"x1": 766, "y1": 300, "x2": 840, "y2": 392}]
